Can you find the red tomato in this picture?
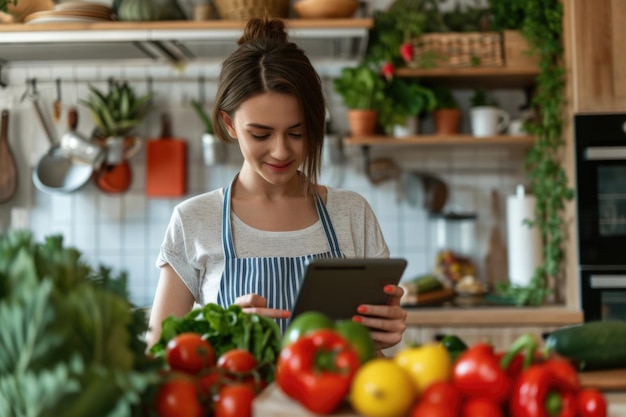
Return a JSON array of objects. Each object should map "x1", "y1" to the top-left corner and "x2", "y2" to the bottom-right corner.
[
  {"x1": 578, "y1": 388, "x2": 608, "y2": 417},
  {"x1": 155, "y1": 376, "x2": 202, "y2": 417},
  {"x1": 410, "y1": 401, "x2": 456, "y2": 417},
  {"x1": 420, "y1": 381, "x2": 462, "y2": 413},
  {"x1": 166, "y1": 332, "x2": 215, "y2": 374},
  {"x1": 197, "y1": 368, "x2": 223, "y2": 398},
  {"x1": 217, "y1": 349, "x2": 258, "y2": 374},
  {"x1": 461, "y1": 397, "x2": 504, "y2": 417},
  {"x1": 215, "y1": 383, "x2": 256, "y2": 417}
]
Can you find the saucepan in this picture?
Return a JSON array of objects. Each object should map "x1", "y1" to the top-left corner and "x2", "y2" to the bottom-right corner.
[{"x1": 31, "y1": 96, "x2": 94, "y2": 194}]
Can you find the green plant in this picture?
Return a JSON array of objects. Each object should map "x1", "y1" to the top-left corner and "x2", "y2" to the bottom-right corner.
[
  {"x1": 378, "y1": 78, "x2": 436, "y2": 134},
  {"x1": 486, "y1": 0, "x2": 525, "y2": 30},
  {"x1": 190, "y1": 100, "x2": 214, "y2": 134},
  {"x1": 470, "y1": 89, "x2": 498, "y2": 107},
  {"x1": 495, "y1": 0, "x2": 573, "y2": 306},
  {"x1": 333, "y1": 64, "x2": 386, "y2": 110},
  {"x1": 431, "y1": 86, "x2": 458, "y2": 110},
  {"x1": 81, "y1": 81, "x2": 153, "y2": 137},
  {"x1": 365, "y1": 0, "x2": 448, "y2": 67}
]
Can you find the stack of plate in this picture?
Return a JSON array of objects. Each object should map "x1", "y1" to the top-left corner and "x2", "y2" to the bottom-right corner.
[{"x1": 25, "y1": 2, "x2": 113, "y2": 24}]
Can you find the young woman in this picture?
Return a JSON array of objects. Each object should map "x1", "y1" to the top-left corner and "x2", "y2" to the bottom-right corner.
[{"x1": 147, "y1": 17, "x2": 408, "y2": 355}]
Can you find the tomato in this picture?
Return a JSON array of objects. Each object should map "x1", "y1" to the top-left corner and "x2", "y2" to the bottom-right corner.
[
  {"x1": 166, "y1": 332, "x2": 215, "y2": 375},
  {"x1": 420, "y1": 381, "x2": 461, "y2": 413},
  {"x1": 197, "y1": 368, "x2": 223, "y2": 398},
  {"x1": 217, "y1": 349, "x2": 258, "y2": 374},
  {"x1": 215, "y1": 383, "x2": 256, "y2": 417},
  {"x1": 460, "y1": 397, "x2": 504, "y2": 417},
  {"x1": 335, "y1": 319, "x2": 376, "y2": 364},
  {"x1": 282, "y1": 311, "x2": 334, "y2": 348},
  {"x1": 350, "y1": 358, "x2": 416, "y2": 417},
  {"x1": 394, "y1": 343, "x2": 451, "y2": 395},
  {"x1": 577, "y1": 388, "x2": 608, "y2": 417},
  {"x1": 155, "y1": 375, "x2": 202, "y2": 417}
]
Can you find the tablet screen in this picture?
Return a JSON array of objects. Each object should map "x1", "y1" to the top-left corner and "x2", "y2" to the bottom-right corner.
[{"x1": 290, "y1": 257, "x2": 408, "y2": 323}]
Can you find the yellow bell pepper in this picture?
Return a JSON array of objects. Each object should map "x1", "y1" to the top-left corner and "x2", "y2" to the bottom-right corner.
[{"x1": 393, "y1": 343, "x2": 451, "y2": 394}]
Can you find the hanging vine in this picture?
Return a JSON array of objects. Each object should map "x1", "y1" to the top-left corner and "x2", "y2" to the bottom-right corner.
[{"x1": 491, "y1": 0, "x2": 574, "y2": 305}]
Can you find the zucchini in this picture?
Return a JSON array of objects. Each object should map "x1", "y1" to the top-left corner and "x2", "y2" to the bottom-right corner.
[
  {"x1": 412, "y1": 274, "x2": 443, "y2": 293},
  {"x1": 544, "y1": 320, "x2": 626, "y2": 370}
]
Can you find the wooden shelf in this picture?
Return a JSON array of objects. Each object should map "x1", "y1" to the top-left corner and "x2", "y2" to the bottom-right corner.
[
  {"x1": 395, "y1": 66, "x2": 540, "y2": 89},
  {"x1": 344, "y1": 134, "x2": 535, "y2": 147},
  {"x1": 0, "y1": 19, "x2": 373, "y2": 65}
]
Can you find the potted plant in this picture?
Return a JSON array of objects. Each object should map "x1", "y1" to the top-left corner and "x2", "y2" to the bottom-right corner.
[
  {"x1": 431, "y1": 86, "x2": 461, "y2": 134},
  {"x1": 190, "y1": 99, "x2": 226, "y2": 166},
  {"x1": 333, "y1": 64, "x2": 386, "y2": 136},
  {"x1": 378, "y1": 78, "x2": 436, "y2": 137},
  {"x1": 81, "y1": 81, "x2": 152, "y2": 165},
  {"x1": 469, "y1": 89, "x2": 510, "y2": 137}
]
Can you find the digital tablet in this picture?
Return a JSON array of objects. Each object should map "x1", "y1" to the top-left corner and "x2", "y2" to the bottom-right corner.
[{"x1": 290, "y1": 257, "x2": 408, "y2": 323}]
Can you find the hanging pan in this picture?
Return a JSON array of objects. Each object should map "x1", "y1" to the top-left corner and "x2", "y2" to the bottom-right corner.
[{"x1": 31, "y1": 95, "x2": 94, "y2": 194}]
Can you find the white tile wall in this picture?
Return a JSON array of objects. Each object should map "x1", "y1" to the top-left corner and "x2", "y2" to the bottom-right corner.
[{"x1": 0, "y1": 58, "x2": 527, "y2": 308}]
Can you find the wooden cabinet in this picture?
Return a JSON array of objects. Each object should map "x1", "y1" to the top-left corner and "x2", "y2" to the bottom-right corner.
[{"x1": 566, "y1": 0, "x2": 626, "y2": 112}]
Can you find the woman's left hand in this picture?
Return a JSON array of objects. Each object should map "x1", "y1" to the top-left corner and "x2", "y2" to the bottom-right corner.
[{"x1": 353, "y1": 284, "x2": 407, "y2": 351}]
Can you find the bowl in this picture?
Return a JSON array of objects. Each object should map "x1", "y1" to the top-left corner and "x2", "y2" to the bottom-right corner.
[{"x1": 293, "y1": 0, "x2": 359, "y2": 19}]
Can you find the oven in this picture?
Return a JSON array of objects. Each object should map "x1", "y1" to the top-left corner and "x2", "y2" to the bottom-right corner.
[{"x1": 574, "y1": 113, "x2": 626, "y2": 321}]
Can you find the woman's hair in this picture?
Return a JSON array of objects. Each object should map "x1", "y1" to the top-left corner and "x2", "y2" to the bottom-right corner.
[{"x1": 212, "y1": 17, "x2": 326, "y2": 192}]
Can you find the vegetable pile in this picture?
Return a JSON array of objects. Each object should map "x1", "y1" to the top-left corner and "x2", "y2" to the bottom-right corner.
[
  {"x1": 0, "y1": 230, "x2": 160, "y2": 417},
  {"x1": 273, "y1": 311, "x2": 610, "y2": 417}
]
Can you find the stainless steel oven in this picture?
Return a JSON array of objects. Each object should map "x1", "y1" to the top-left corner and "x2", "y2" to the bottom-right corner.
[{"x1": 574, "y1": 113, "x2": 626, "y2": 321}]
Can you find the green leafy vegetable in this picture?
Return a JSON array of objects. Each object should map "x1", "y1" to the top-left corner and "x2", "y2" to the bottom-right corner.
[
  {"x1": 0, "y1": 230, "x2": 160, "y2": 417},
  {"x1": 150, "y1": 303, "x2": 282, "y2": 382}
]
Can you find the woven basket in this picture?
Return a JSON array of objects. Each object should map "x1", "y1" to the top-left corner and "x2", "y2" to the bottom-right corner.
[
  {"x1": 411, "y1": 32, "x2": 504, "y2": 68},
  {"x1": 214, "y1": 0, "x2": 290, "y2": 20}
]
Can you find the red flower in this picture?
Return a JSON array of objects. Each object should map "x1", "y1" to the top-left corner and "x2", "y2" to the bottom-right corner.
[
  {"x1": 381, "y1": 62, "x2": 395, "y2": 80},
  {"x1": 400, "y1": 42, "x2": 414, "y2": 63}
]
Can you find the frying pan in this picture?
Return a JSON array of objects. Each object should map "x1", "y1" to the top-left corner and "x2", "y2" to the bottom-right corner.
[{"x1": 31, "y1": 97, "x2": 93, "y2": 194}]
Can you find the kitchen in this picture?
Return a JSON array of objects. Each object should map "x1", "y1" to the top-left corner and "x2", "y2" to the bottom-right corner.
[{"x1": 1, "y1": 0, "x2": 626, "y2": 415}]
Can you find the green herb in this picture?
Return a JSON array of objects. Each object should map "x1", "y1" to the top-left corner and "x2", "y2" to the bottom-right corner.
[
  {"x1": 0, "y1": 230, "x2": 160, "y2": 417},
  {"x1": 333, "y1": 64, "x2": 387, "y2": 110},
  {"x1": 190, "y1": 99, "x2": 214, "y2": 134},
  {"x1": 150, "y1": 303, "x2": 282, "y2": 383},
  {"x1": 378, "y1": 78, "x2": 436, "y2": 134},
  {"x1": 470, "y1": 88, "x2": 498, "y2": 107}
]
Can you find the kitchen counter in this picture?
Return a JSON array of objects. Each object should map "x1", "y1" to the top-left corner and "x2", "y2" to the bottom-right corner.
[{"x1": 404, "y1": 305, "x2": 584, "y2": 326}]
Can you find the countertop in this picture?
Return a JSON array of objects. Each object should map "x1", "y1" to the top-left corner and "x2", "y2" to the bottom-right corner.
[{"x1": 403, "y1": 305, "x2": 583, "y2": 326}]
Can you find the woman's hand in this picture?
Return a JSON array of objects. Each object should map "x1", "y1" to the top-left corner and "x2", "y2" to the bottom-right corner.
[
  {"x1": 233, "y1": 293, "x2": 291, "y2": 320},
  {"x1": 353, "y1": 284, "x2": 407, "y2": 351}
]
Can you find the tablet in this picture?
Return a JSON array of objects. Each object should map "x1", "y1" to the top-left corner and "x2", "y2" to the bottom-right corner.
[{"x1": 290, "y1": 257, "x2": 408, "y2": 323}]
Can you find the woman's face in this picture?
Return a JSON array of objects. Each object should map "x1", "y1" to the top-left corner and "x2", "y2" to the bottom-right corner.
[{"x1": 221, "y1": 92, "x2": 305, "y2": 187}]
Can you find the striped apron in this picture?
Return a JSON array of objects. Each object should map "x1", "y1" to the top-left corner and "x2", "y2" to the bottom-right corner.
[{"x1": 217, "y1": 178, "x2": 344, "y2": 333}]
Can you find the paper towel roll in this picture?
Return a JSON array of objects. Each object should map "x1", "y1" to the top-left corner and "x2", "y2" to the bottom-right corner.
[{"x1": 506, "y1": 186, "x2": 543, "y2": 287}]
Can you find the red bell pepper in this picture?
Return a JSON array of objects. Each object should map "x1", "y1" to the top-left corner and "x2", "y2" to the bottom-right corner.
[
  {"x1": 577, "y1": 388, "x2": 607, "y2": 417},
  {"x1": 276, "y1": 328, "x2": 360, "y2": 415},
  {"x1": 510, "y1": 361, "x2": 580, "y2": 417},
  {"x1": 452, "y1": 343, "x2": 512, "y2": 404}
]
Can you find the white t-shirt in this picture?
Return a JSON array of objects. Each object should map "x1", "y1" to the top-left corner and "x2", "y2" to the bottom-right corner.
[{"x1": 157, "y1": 186, "x2": 389, "y2": 305}]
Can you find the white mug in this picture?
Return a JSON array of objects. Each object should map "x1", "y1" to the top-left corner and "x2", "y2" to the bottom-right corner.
[{"x1": 470, "y1": 106, "x2": 510, "y2": 137}]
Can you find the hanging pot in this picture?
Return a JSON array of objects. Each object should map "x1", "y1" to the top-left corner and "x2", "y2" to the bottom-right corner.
[{"x1": 32, "y1": 97, "x2": 93, "y2": 194}]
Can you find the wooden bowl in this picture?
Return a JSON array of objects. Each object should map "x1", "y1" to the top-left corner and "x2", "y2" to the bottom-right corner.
[{"x1": 293, "y1": 0, "x2": 359, "y2": 19}]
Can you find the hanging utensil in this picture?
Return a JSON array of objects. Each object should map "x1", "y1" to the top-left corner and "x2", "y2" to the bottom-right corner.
[
  {"x1": 31, "y1": 86, "x2": 93, "y2": 194},
  {"x1": 53, "y1": 77, "x2": 62, "y2": 122},
  {"x1": 0, "y1": 109, "x2": 18, "y2": 203}
]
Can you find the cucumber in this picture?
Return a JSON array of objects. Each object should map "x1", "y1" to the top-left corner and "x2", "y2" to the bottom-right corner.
[
  {"x1": 412, "y1": 274, "x2": 443, "y2": 293},
  {"x1": 544, "y1": 320, "x2": 626, "y2": 370}
]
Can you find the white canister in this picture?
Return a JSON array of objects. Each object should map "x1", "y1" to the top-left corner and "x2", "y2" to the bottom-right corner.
[
  {"x1": 506, "y1": 185, "x2": 543, "y2": 287},
  {"x1": 202, "y1": 133, "x2": 226, "y2": 166}
]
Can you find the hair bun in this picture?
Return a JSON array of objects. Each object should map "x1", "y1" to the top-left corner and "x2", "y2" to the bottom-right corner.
[{"x1": 238, "y1": 17, "x2": 289, "y2": 46}]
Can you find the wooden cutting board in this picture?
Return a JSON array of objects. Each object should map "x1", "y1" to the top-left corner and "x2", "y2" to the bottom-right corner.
[
  {"x1": 579, "y1": 368, "x2": 626, "y2": 391},
  {"x1": 146, "y1": 112, "x2": 187, "y2": 198}
]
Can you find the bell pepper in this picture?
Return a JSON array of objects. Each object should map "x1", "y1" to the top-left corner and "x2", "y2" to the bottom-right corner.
[
  {"x1": 452, "y1": 342, "x2": 512, "y2": 404},
  {"x1": 510, "y1": 361, "x2": 580, "y2": 417},
  {"x1": 276, "y1": 328, "x2": 360, "y2": 415}
]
